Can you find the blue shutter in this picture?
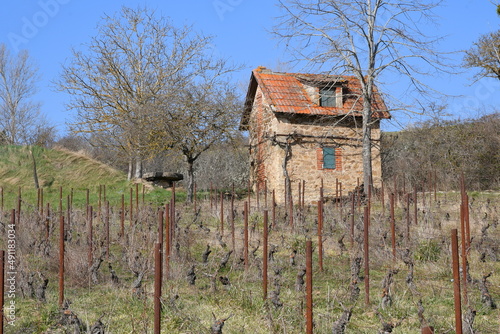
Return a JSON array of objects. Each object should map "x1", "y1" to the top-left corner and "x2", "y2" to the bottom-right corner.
[{"x1": 323, "y1": 147, "x2": 336, "y2": 169}]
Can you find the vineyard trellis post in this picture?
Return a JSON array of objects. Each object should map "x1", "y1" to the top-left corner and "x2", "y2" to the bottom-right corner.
[
  {"x1": 305, "y1": 239, "x2": 313, "y2": 334},
  {"x1": 0, "y1": 250, "x2": 4, "y2": 334},
  {"x1": 364, "y1": 206, "x2": 370, "y2": 306},
  {"x1": 451, "y1": 228, "x2": 463, "y2": 334},
  {"x1": 317, "y1": 200, "x2": 323, "y2": 272},
  {"x1": 263, "y1": 210, "x2": 268, "y2": 301},
  {"x1": 59, "y1": 215, "x2": 65, "y2": 307}
]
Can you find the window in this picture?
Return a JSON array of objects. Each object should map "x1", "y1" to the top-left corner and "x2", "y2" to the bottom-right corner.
[
  {"x1": 317, "y1": 146, "x2": 342, "y2": 171},
  {"x1": 322, "y1": 147, "x2": 336, "y2": 169},
  {"x1": 319, "y1": 87, "x2": 336, "y2": 107}
]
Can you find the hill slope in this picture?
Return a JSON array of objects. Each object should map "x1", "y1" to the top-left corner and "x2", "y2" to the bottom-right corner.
[{"x1": 0, "y1": 145, "x2": 127, "y2": 191}]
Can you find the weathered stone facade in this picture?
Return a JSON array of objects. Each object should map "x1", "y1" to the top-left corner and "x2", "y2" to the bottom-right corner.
[{"x1": 242, "y1": 67, "x2": 389, "y2": 204}]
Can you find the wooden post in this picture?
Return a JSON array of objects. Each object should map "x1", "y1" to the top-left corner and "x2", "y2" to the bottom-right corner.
[{"x1": 451, "y1": 229, "x2": 463, "y2": 334}]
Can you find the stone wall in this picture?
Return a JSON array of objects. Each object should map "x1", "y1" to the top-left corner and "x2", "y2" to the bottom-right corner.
[{"x1": 248, "y1": 90, "x2": 383, "y2": 204}]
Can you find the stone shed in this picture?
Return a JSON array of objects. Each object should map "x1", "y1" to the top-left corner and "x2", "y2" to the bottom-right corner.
[{"x1": 240, "y1": 67, "x2": 390, "y2": 204}]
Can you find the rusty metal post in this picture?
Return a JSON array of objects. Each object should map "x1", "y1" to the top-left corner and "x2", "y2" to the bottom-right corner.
[
  {"x1": 317, "y1": 200, "x2": 324, "y2": 272},
  {"x1": 364, "y1": 206, "x2": 370, "y2": 306},
  {"x1": 459, "y1": 203, "x2": 468, "y2": 304},
  {"x1": 464, "y1": 194, "x2": 470, "y2": 250},
  {"x1": 350, "y1": 192, "x2": 355, "y2": 247},
  {"x1": 339, "y1": 182, "x2": 343, "y2": 222},
  {"x1": 381, "y1": 180, "x2": 385, "y2": 215},
  {"x1": 451, "y1": 229, "x2": 463, "y2": 334},
  {"x1": 289, "y1": 189, "x2": 294, "y2": 230},
  {"x1": 244, "y1": 201, "x2": 249, "y2": 271},
  {"x1": 298, "y1": 182, "x2": 302, "y2": 212},
  {"x1": 272, "y1": 189, "x2": 276, "y2": 229},
  {"x1": 0, "y1": 250, "x2": 4, "y2": 334},
  {"x1": 220, "y1": 192, "x2": 224, "y2": 236},
  {"x1": 413, "y1": 187, "x2": 418, "y2": 226},
  {"x1": 129, "y1": 188, "x2": 133, "y2": 224},
  {"x1": 305, "y1": 239, "x2": 313, "y2": 334},
  {"x1": 390, "y1": 193, "x2": 396, "y2": 261},
  {"x1": 88, "y1": 206, "x2": 93, "y2": 268},
  {"x1": 105, "y1": 201, "x2": 110, "y2": 261},
  {"x1": 231, "y1": 184, "x2": 235, "y2": 253},
  {"x1": 406, "y1": 193, "x2": 410, "y2": 243},
  {"x1": 59, "y1": 215, "x2": 65, "y2": 307},
  {"x1": 165, "y1": 204, "x2": 170, "y2": 279},
  {"x1": 302, "y1": 180, "x2": 306, "y2": 209},
  {"x1": 257, "y1": 181, "x2": 260, "y2": 211},
  {"x1": 85, "y1": 188, "x2": 89, "y2": 223},
  {"x1": 0, "y1": 187, "x2": 3, "y2": 213},
  {"x1": 421, "y1": 326, "x2": 434, "y2": 334},
  {"x1": 263, "y1": 210, "x2": 268, "y2": 301},
  {"x1": 120, "y1": 194, "x2": 125, "y2": 238},
  {"x1": 98, "y1": 185, "x2": 102, "y2": 224},
  {"x1": 264, "y1": 180, "x2": 268, "y2": 208},
  {"x1": 135, "y1": 183, "x2": 139, "y2": 215},
  {"x1": 154, "y1": 242, "x2": 162, "y2": 334},
  {"x1": 248, "y1": 179, "x2": 251, "y2": 216},
  {"x1": 336, "y1": 178, "x2": 339, "y2": 209},
  {"x1": 158, "y1": 209, "x2": 163, "y2": 245},
  {"x1": 40, "y1": 188, "x2": 43, "y2": 218}
]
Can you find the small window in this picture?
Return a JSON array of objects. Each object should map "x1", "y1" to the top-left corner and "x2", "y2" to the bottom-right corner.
[
  {"x1": 319, "y1": 87, "x2": 336, "y2": 107},
  {"x1": 322, "y1": 147, "x2": 336, "y2": 169}
]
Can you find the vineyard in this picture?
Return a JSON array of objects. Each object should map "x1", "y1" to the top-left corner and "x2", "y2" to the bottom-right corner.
[{"x1": 0, "y1": 147, "x2": 498, "y2": 333}]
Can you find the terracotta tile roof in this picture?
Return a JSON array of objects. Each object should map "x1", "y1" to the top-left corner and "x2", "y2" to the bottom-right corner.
[{"x1": 241, "y1": 67, "x2": 390, "y2": 128}]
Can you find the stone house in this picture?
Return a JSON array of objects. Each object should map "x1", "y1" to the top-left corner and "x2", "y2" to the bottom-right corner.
[{"x1": 240, "y1": 66, "x2": 390, "y2": 204}]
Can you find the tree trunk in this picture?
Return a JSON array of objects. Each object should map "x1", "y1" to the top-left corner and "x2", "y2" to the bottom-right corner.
[
  {"x1": 127, "y1": 159, "x2": 134, "y2": 180},
  {"x1": 187, "y1": 159, "x2": 195, "y2": 203},
  {"x1": 134, "y1": 158, "x2": 143, "y2": 179},
  {"x1": 362, "y1": 97, "x2": 373, "y2": 195}
]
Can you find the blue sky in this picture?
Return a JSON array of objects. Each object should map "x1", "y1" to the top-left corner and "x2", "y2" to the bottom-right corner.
[{"x1": 0, "y1": 0, "x2": 499, "y2": 134}]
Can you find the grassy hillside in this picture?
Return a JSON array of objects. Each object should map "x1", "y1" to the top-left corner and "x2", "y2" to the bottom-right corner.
[{"x1": 0, "y1": 145, "x2": 171, "y2": 208}]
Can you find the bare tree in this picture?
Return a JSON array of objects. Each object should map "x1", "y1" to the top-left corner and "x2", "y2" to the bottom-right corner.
[
  {"x1": 156, "y1": 77, "x2": 242, "y2": 202},
  {"x1": 274, "y1": 0, "x2": 447, "y2": 192},
  {"x1": 57, "y1": 6, "x2": 218, "y2": 179},
  {"x1": 0, "y1": 44, "x2": 42, "y2": 145},
  {"x1": 464, "y1": 29, "x2": 500, "y2": 81}
]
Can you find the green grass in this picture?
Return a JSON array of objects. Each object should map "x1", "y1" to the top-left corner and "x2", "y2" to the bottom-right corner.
[{"x1": 0, "y1": 145, "x2": 498, "y2": 333}]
